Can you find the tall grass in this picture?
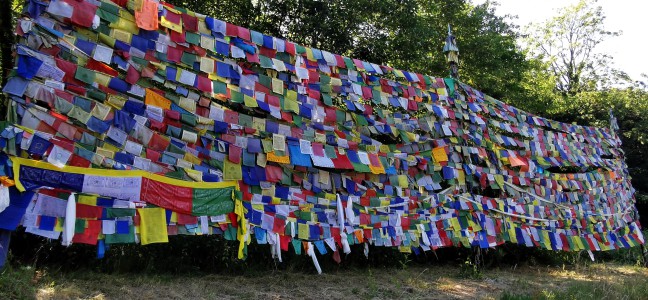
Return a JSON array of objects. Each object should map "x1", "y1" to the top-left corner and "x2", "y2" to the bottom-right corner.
[{"x1": 0, "y1": 264, "x2": 39, "y2": 300}]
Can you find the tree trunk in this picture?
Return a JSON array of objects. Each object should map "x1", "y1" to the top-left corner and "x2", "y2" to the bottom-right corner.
[
  {"x1": 0, "y1": 0, "x2": 15, "y2": 120},
  {"x1": 0, "y1": 0, "x2": 14, "y2": 88},
  {"x1": 0, "y1": 0, "x2": 14, "y2": 86}
]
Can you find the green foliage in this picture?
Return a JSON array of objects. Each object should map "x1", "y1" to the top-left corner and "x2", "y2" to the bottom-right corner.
[
  {"x1": 549, "y1": 279, "x2": 648, "y2": 300},
  {"x1": 525, "y1": 0, "x2": 624, "y2": 96},
  {"x1": 457, "y1": 257, "x2": 483, "y2": 279},
  {"x1": 0, "y1": 265, "x2": 39, "y2": 300},
  {"x1": 0, "y1": 0, "x2": 24, "y2": 119},
  {"x1": 500, "y1": 292, "x2": 534, "y2": 300},
  {"x1": 510, "y1": 57, "x2": 558, "y2": 114},
  {"x1": 448, "y1": 2, "x2": 529, "y2": 102}
]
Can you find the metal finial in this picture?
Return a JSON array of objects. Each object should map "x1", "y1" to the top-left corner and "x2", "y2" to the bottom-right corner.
[
  {"x1": 443, "y1": 24, "x2": 459, "y2": 79},
  {"x1": 609, "y1": 109, "x2": 619, "y2": 134}
]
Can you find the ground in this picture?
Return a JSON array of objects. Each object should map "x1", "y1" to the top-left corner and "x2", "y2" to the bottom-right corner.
[{"x1": 1, "y1": 262, "x2": 647, "y2": 300}]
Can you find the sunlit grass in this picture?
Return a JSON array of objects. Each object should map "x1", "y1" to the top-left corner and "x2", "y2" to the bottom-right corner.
[{"x1": 2, "y1": 262, "x2": 646, "y2": 299}]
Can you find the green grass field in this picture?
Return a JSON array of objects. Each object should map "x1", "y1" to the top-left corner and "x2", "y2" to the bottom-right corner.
[{"x1": 2, "y1": 262, "x2": 647, "y2": 300}]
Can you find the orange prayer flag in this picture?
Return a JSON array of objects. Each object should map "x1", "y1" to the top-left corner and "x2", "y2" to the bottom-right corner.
[
  {"x1": 136, "y1": 0, "x2": 159, "y2": 30},
  {"x1": 145, "y1": 88, "x2": 171, "y2": 110},
  {"x1": 510, "y1": 156, "x2": 527, "y2": 167}
]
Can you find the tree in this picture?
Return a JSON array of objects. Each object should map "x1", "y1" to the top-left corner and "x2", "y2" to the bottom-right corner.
[
  {"x1": 0, "y1": 0, "x2": 11, "y2": 89},
  {"x1": 525, "y1": 0, "x2": 623, "y2": 96},
  {"x1": 447, "y1": 1, "x2": 530, "y2": 103},
  {"x1": 522, "y1": 0, "x2": 648, "y2": 214},
  {"x1": 0, "y1": 0, "x2": 23, "y2": 120}
]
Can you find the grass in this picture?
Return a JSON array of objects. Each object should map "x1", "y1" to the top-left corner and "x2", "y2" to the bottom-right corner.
[
  {"x1": 0, "y1": 265, "x2": 42, "y2": 299},
  {"x1": 0, "y1": 262, "x2": 646, "y2": 299}
]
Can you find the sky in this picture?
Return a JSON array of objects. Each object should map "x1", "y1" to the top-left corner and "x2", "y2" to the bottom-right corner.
[{"x1": 471, "y1": 0, "x2": 648, "y2": 81}]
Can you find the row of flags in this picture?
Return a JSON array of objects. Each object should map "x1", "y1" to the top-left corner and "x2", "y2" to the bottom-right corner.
[{"x1": 0, "y1": 0, "x2": 641, "y2": 271}]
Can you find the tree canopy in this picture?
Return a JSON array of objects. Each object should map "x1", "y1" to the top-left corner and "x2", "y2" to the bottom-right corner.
[{"x1": 524, "y1": 0, "x2": 626, "y2": 95}]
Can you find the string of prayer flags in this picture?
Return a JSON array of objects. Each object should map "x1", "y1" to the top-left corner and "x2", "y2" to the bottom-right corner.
[{"x1": 0, "y1": 0, "x2": 641, "y2": 273}]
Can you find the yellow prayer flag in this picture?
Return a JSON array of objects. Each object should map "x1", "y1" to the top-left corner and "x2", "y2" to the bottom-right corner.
[
  {"x1": 406, "y1": 131, "x2": 417, "y2": 142},
  {"x1": 185, "y1": 168, "x2": 203, "y2": 182},
  {"x1": 252, "y1": 117, "x2": 265, "y2": 132},
  {"x1": 106, "y1": 95, "x2": 127, "y2": 109},
  {"x1": 179, "y1": 97, "x2": 197, "y2": 113},
  {"x1": 271, "y1": 78, "x2": 284, "y2": 95},
  {"x1": 285, "y1": 90, "x2": 297, "y2": 101},
  {"x1": 267, "y1": 151, "x2": 290, "y2": 164},
  {"x1": 458, "y1": 170, "x2": 466, "y2": 185},
  {"x1": 305, "y1": 48, "x2": 314, "y2": 60},
  {"x1": 432, "y1": 146, "x2": 448, "y2": 162},
  {"x1": 54, "y1": 218, "x2": 63, "y2": 232},
  {"x1": 284, "y1": 98, "x2": 299, "y2": 113},
  {"x1": 197, "y1": 19, "x2": 211, "y2": 35},
  {"x1": 244, "y1": 95, "x2": 258, "y2": 108},
  {"x1": 450, "y1": 218, "x2": 461, "y2": 230},
  {"x1": 369, "y1": 164, "x2": 385, "y2": 175},
  {"x1": 160, "y1": 15, "x2": 183, "y2": 33},
  {"x1": 509, "y1": 228, "x2": 518, "y2": 244},
  {"x1": 223, "y1": 158, "x2": 243, "y2": 181},
  {"x1": 184, "y1": 152, "x2": 202, "y2": 165},
  {"x1": 573, "y1": 236, "x2": 585, "y2": 250},
  {"x1": 94, "y1": 73, "x2": 111, "y2": 87},
  {"x1": 137, "y1": 207, "x2": 169, "y2": 245},
  {"x1": 541, "y1": 230, "x2": 551, "y2": 249},
  {"x1": 494, "y1": 175, "x2": 504, "y2": 188},
  {"x1": 78, "y1": 194, "x2": 98, "y2": 206},
  {"x1": 119, "y1": 8, "x2": 136, "y2": 22},
  {"x1": 199, "y1": 57, "x2": 215, "y2": 74},
  {"x1": 298, "y1": 223, "x2": 309, "y2": 239},
  {"x1": 96, "y1": 146, "x2": 116, "y2": 158},
  {"x1": 109, "y1": 17, "x2": 139, "y2": 34},
  {"x1": 111, "y1": 28, "x2": 132, "y2": 43},
  {"x1": 91, "y1": 102, "x2": 111, "y2": 120}
]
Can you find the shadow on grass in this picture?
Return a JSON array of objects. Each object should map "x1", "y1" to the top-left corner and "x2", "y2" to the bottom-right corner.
[{"x1": 2, "y1": 262, "x2": 646, "y2": 300}]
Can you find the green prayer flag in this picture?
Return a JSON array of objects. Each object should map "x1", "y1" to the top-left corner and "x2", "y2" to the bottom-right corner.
[
  {"x1": 185, "y1": 32, "x2": 201, "y2": 45},
  {"x1": 192, "y1": 187, "x2": 235, "y2": 216},
  {"x1": 75, "y1": 67, "x2": 96, "y2": 85},
  {"x1": 181, "y1": 52, "x2": 197, "y2": 67},
  {"x1": 105, "y1": 227, "x2": 136, "y2": 244},
  {"x1": 105, "y1": 208, "x2": 136, "y2": 218}
]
